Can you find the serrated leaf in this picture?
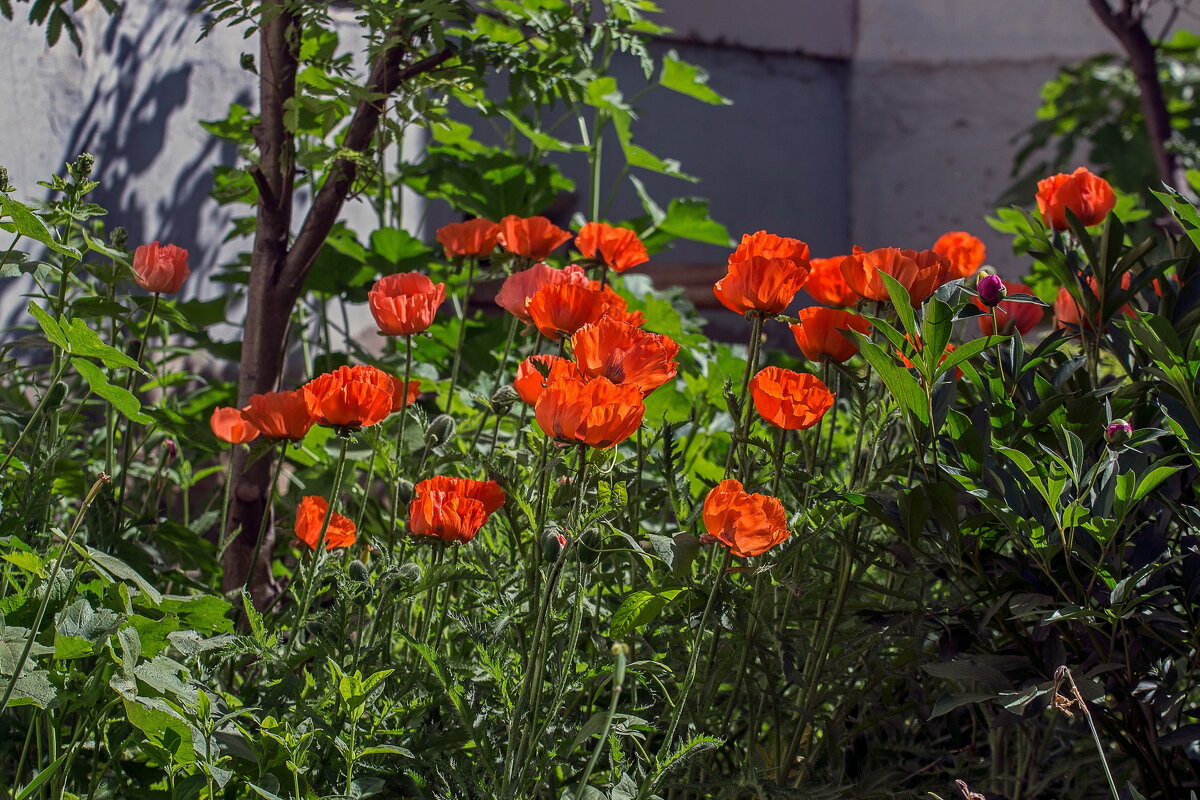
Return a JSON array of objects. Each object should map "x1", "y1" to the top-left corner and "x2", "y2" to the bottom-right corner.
[
  {"x1": 1, "y1": 193, "x2": 79, "y2": 259},
  {"x1": 659, "y1": 51, "x2": 730, "y2": 106},
  {"x1": 70, "y1": 358, "x2": 152, "y2": 424},
  {"x1": 26, "y1": 301, "x2": 68, "y2": 350}
]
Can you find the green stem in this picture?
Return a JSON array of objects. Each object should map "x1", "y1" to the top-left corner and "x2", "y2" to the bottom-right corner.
[
  {"x1": 445, "y1": 257, "x2": 477, "y2": 412},
  {"x1": 114, "y1": 292, "x2": 160, "y2": 527},
  {"x1": 573, "y1": 649, "x2": 626, "y2": 800},
  {"x1": 725, "y1": 314, "x2": 765, "y2": 476},
  {"x1": 386, "y1": 335, "x2": 414, "y2": 553},
  {"x1": 0, "y1": 360, "x2": 68, "y2": 475},
  {"x1": 243, "y1": 445, "x2": 287, "y2": 594}
]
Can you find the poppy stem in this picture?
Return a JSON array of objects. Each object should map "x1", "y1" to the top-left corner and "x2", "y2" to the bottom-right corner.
[
  {"x1": 284, "y1": 436, "x2": 351, "y2": 659},
  {"x1": 386, "y1": 334, "x2": 414, "y2": 554},
  {"x1": 445, "y1": 256, "x2": 477, "y2": 412},
  {"x1": 657, "y1": 549, "x2": 732, "y2": 764},
  {"x1": 114, "y1": 292, "x2": 160, "y2": 531},
  {"x1": 243, "y1": 443, "x2": 287, "y2": 595},
  {"x1": 726, "y1": 314, "x2": 765, "y2": 477}
]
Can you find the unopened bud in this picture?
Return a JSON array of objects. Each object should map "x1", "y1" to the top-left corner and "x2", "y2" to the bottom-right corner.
[
  {"x1": 164, "y1": 438, "x2": 177, "y2": 463},
  {"x1": 45, "y1": 381, "x2": 68, "y2": 410},
  {"x1": 976, "y1": 272, "x2": 1006, "y2": 307},
  {"x1": 490, "y1": 385, "x2": 519, "y2": 415},
  {"x1": 110, "y1": 226, "x2": 128, "y2": 250},
  {"x1": 0, "y1": 166, "x2": 13, "y2": 192},
  {"x1": 577, "y1": 530, "x2": 602, "y2": 565},
  {"x1": 425, "y1": 414, "x2": 456, "y2": 446},
  {"x1": 395, "y1": 479, "x2": 414, "y2": 504},
  {"x1": 395, "y1": 562, "x2": 422, "y2": 585},
  {"x1": 347, "y1": 559, "x2": 369, "y2": 584},
  {"x1": 72, "y1": 152, "x2": 94, "y2": 178},
  {"x1": 1105, "y1": 419, "x2": 1133, "y2": 445},
  {"x1": 542, "y1": 530, "x2": 567, "y2": 563},
  {"x1": 240, "y1": 53, "x2": 257, "y2": 73}
]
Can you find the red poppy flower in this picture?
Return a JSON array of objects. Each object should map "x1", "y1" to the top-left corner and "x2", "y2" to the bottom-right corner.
[
  {"x1": 571, "y1": 317, "x2": 680, "y2": 395},
  {"x1": 1036, "y1": 167, "x2": 1116, "y2": 230},
  {"x1": 932, "y1": 231, "x2": 986, "y2": 279},
  {"x1": 513, "y1": 355, "x2": 586, "y2": 405},
  {"x1": 368, "y1": 273, "x2": 446, "y2": 336},
  {"x1": 805, "y1": 256, "x2": 858, "y2": 307},
  {"x1": 497, "y1": 215, "x2": 572, "y2": 260},
  {"x1": 730, "y1": 231, "x2": 810, "y2": 265},
  {"x1": 840, "y1": 247, "x2": 952, "y2": 305},
  {"x1": 575, "y1": 222, "x2": 650, "y2": 273},
  {"x1": 789, "y1": 307, "x2": 870, "y2": 364},
  {"x1": 132, "y1": 241, "x2": 190, "y2": 294},
  {"x1": 303, "y1": 365, "x2": 394, "y2": 430},
  {"x1": 974, "y1": 281, "x2": 1044, "y2": 335},
  {"x1": 588, "y1": 282, "x2": 646, "y2": 327},
  {"x1": 526, "y1": 283, "x2": 618, "y2": 340},
  {"x1": 1054, "y1": 274, "x2": 1134, "y2": 333},
  {"x1": 714, "y1": 256, "x2": 810, "y2": 316},
  {"x1": 437, "y1": 218, "x2": 500, "y2": 259},
  {"x1": 295, "y1": 495, "x2": 357, "y2": 550},
  {"x1": 494, "y1": 262, "x2": 589, "y2": 323},
  {"x1": 408, "y1": 475, "x2": 505, "y2": 544},
  {"x1": 211, "y1": 406, "x2": 259, "y2": 444},
  {"x1": 534, "y1": 376, "x2": 645, "y2": 449},
  {"x1": 390, "y1": 378, "x2": 421, "y2": 413},
  {"x1": 703, "y1": 478, "x2": 789, "y2": 558},
  {"x1": 240, "y1": 390, "x2": 314, "y2": 441},
  {"x1": 749, "y1": 366, "x2": 834, "y2": 430}
]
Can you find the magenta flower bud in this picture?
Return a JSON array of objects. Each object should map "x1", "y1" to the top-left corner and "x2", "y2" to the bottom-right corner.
[
  {"x1": 977, "y1": 273, "x2": 1007, "y2": 307},
  {"x1": 1105, "y1": 419, "x2": 1132, "y2": 445},
  {"x1": 164, "y1": 439, "x2": 177, "y2": 462}
]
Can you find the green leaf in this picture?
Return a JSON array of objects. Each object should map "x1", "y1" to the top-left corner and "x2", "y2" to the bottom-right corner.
[
  {"x1": 14, "y1": 754, "x2": 67, "y2": 800},
  {"x1": 122, "y1": 699, "x2": 197, "y2": 763},
  {"x1": 851, "y1": 335, "x2": 929, "y2": 426},
  {"x1": 655, "y1": 198, "x2": 731, "y2": 246},
  {"x1": 62, "y1": 318, "x2": 140, "y2": 370},
  {"x1": 0, "y1": 193, "x2": 80, "y2": 259},
  {"x1": 659, "y1": 51, "x2": 730, "y2": 106},
  {"x1": 26, "y1": 301, "x2": 68, "y2": 350},
  {"x1": 70, "y1": 358, "x2": 152, "y2": 424},
  {"x1": 610, "y1": 588, "x2": 684, "y2": 638}
]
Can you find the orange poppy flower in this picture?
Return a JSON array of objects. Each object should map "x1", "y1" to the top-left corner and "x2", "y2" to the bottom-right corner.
[
  {"x1": 132, "y1": 241, "x2": 190, "y2": 294},
  {"x1": 368, "y1": 273, "x2": 446, "y2": 336},
  {"x1": 526, "y1": 283, "x2": 616, "y2": 340},
  {"x1": 702, "y1": 478, "x2": 789, "y2": 558},
  {"x1": 408, "y1": 475, "x2": 505, "y2": 544},
  {"x1": 749, "y1": 366, "x2": 834, "y2": 430},
  {"x1": 714, "y1": 256, "x2": 810, "y2": 317},
  {"x1": 497, "y1": 215, "x2": 572, "y2": 260},
  {"x1": 513, "y1": 355, "x2": 586, "y2": 405},
  {"x1": 804, "y1": 256, "x2": 858, "y2": 307},
  {"x1": 390, "y1": 378, "x2": 422, "y2": 413},
  {"x1": 295, "y1": 495, "x2": 357, "y2": 550},
  {"x1": 789, "y1": 307, "x2": 870, "y2": 364},
  {"x1": 974, "y1": 281, "x2": 1044, "y2": 335},
  {"x1": 589, "y1": 282, "x2": 646, "y2": 327},
  {"x1": 494, "y1": 262, "x2": 589, "y2": 323},
  {"x1": 571, "y1": 317, "x2": 680, "y2": 395},
  {"x1": 534, "y1": 376, "x2": 645, "y2": 449},
  {"x1": 211, "y1": 406, "x2": 259, "y2": 444},
  {"x1": 575, "y1": 222, "x2": 650, "y2": 273},
  {"x1": 932, "y1": 231, "x2": 986, "y2": 279},
  {"x1": 303, "y1": 365, "x2": 394, "y2": 430},
  {"x1": 730, "y1": 230, "x2": 810, "y2": 265},
  {"x1": 437, "y1": 218, "x2": 500, "y2": 259},
  {"x1": 1054, "y1": 274, "x2": 1134, "y2": 333},
  {"x1": 840, "y1": 247, "x2": 952, "y2": 305},
  {"x1": 1036, "y1": 167, "x2": 1116, "y2": 230},
  {"x1": 240, "y1": 390, "x2": 314, "y2": 441}
]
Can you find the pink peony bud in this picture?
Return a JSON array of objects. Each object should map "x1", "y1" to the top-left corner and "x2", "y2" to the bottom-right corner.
[
  {"x1": 1105, "y1": 419, "x2": 1132, "y2": 445},
  {"x1": 977, "y1": 273, "x2": 1007, "y2": 307}
]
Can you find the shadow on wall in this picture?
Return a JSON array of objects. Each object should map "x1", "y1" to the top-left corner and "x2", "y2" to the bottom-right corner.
[{"x1": 1, "y1": 6, "x2": 247, "y2": 328}]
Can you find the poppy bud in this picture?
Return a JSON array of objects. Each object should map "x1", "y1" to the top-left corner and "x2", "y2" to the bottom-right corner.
[
  {"x1": 0, "y1": 166, "x2": 12, "y2": 192},
  {"x1": 240, "y1": 53, "x2": 256, "y2": 73},
  {"x1": 426, "y1": 414, "x2": 457, "y2": 447},
  {"x1": 490, "y1": 385, "x2": 520, "y2": 415},
  {"x1": 611, "y1": 641, "x2": 629, "y2": 688},
  {"x1": 347, "y1": 559, "x2": 370, "y2": 584},
  {"x1": 542, "y1": 530, "x2": 567, "y2": 563},
  {"x1": 396, "y1": 478, "x2": 414, "y2": 504},
  {"x1": 395, "y1": 562, "x2": 422, "y2": 585},
  {"x1": 164, "y1": 438, "x2": 177, "y2": 463},
  {"x1": 976, "y1": 272, "x2": 1007, "y2": 308},
  {"x1": 45, "y1": 380, "x2": 68, "y2": 410},
  {"x1": 577, "y1": 530, "x2": 602, "y2": 564},
  {"x1": 1105, "y1": 419, "x2": 1133, "y2": 445},
  {"x1": 110, "y1": 226, "x2": 128, "y2": 250}
]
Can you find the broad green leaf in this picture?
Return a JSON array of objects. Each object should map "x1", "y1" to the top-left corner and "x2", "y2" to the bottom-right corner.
[
  {"x1": 122, "y1": 699, "x2": 197, "y2": 763},
  {"x1": 852, "y1": 335, "x2": 929, "y2": 426},
  {"x1": 14, "y1": 754, "x2": 67, "y2": 800},
  {"x1": 610, "y1": 588, "x2": 684, "y2": 638},
  {"x1": 70, "y1": 358, "x2": 152, "y2": 424},
  {"x1": 26, "y1": 301, "x2": 68, "y2": 350},
  {"x1": 62, "y1": 317, "x2": 140, "y2": 370},
  {"x1": 659, "y1": 51, "x2": 730, "y2": 105},
  {"x1": 0, "y1": 193, "x2": 80, "y2": 259},
  {"x1": 655, "y1": 198, "x2": 730, "y2": 246}
]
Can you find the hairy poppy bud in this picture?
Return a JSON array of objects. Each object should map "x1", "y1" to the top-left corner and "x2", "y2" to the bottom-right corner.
[
  {"x1": 0, "y1": 166, "x2": 12, "y2": 192},
  {"x1": 542, "y1": 530, "x2": 567, "y2": 563},
  {"x1": 490, "y1": 385, "x2": 520, "y2": 415},
  {"x1": 396, "y1": 478, "x2": 414, "y2": 504},
  {"x1": 1105, "y1": 419, "x2": 1133, "y2": 445},
  {"x1": 395, "y1": 562, "x2": 422, "y2": 585},
  {"x1": 577, "y1": 530, "x2": 602, "y2": 565},
  {"x1": 45, "y1": 380, "x2": 68, "y2": 410},
  {"x1": 426, "y1": 414, "x2": 457, "y2": 447},
  {"x1": 110, "y1": 226, "x2": 128, "y2": 250},
  {"x1": 976, "y1": 272, "x2": 1007, "y2": 307},
  {"x1": 347, "y1": 559, "x2": 369, "y2": 584}
]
